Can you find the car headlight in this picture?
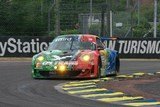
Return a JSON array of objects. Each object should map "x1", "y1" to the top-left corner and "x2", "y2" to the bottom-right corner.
[
  {"x1": 37, "y1": 56, "x2": 44, "y2": 62},
  {"x1": 36, "y1": 62, "x2": 42, "y2": 68},
  {"x1": 35, "y1": 56, "x2": 44, "y2": 68},
  {"x1": 58, "y1": 64, "x2": 66, "y2": 72},
  {"x1": 82, "y1": 54, "x2": 90, "y2": 62}
]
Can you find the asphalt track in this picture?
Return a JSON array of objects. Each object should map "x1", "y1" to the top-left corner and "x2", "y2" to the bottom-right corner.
[{"x1": 0, "y1": 60, "x2": 160, "y2": 107}]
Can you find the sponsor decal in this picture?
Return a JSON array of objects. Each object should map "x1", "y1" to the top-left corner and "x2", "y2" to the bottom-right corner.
[
  {"x1": 42, "y1": 61, "x2": 53, "y2": 66},
  {"x1": 58, "y1": 61, "x2": 78, "y2": 65},
  {"x1": 103, "y1": 40, "x2": 160, "y2": 54},
  {"x1": 42, "y1": 61, "x2": 78, "y2": 66},
  {"x1": 0, "y1": 37, "x2": 50, "y2": 56},
  {"x1": 52, "y1": 55, "x2": 73, "y2": 61},
  {"x1": 54, "y1": 37, "x2": 72, "y2": 42}
]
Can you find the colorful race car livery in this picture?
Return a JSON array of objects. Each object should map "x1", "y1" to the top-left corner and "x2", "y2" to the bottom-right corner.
[{"x1": 31, "y1": 34, "x2": 120, "y2": 79}]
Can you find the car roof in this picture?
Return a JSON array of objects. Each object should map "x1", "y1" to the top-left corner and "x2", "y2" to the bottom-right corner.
[{"x1": 57, "y1": 34, "x2": 99, "y2": 38}]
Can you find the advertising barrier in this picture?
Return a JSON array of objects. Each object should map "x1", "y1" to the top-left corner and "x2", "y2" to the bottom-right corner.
[
  {"x1": 102, "y1": 38, "x2": 160, "y2": 58},
  {"x1": 0, "y1": 36, "x2": 159, "y2": 58},
  {"x1": 0, "y1": 36, "x2": 53, "y2": 57}
]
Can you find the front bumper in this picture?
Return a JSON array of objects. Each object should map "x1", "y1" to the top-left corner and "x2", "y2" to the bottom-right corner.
[{"x1": 32, "y1": 64, "x2": 96, "y2": 79}]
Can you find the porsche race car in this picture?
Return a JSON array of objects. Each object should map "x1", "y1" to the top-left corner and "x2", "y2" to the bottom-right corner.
[{"x1": 31, "y1": 34, "x2": 120, "y2": 79}]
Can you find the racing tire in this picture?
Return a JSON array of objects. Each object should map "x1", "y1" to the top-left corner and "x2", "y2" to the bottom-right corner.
[
  {"x1": 97, "y1": 57, "x2": 102, "y2": 78},
  {"x1": 97, "y1": 65, "x2": 101, "y2": 78}
]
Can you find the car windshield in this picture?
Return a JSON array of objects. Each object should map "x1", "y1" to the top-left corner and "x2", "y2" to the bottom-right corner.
[{"x1": 48, "y1": 36, "x2": 95, "y2": 51}]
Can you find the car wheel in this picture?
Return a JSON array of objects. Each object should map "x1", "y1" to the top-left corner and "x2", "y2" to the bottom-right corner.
[
  {"x1": 97, "y1": 57, "x2": 102, "y2": 78},
  {"x1": 97, "y1": 65, "x2": 101, "y2": 78}
]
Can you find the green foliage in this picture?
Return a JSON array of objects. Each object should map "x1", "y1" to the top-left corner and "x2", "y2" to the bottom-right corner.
[
  {"x1": 131, "y1": 2, "x2": 155, "y2": 38},
  {"x1": 0, "y1": 0, "x2": 51, "y2": 36},
  {"x1": 60, "y1": 0, "x2": 105, "y2": 30},
  {"x1": 49, "y1": 29, "x2": 79, "y2": 37},
  {"x1": 114, "y1": 26, "x2": 130, "y2": 37},
  {"x1": 112, "y1": 0, "x2": 126, "y2": 11},
  {"x1": 132, "y1": 22, "x2": 151, "y2": 38},
  {"x1": 141, "y1": 5, "x2": 154, "y2": 22},
  {"x1": 112, "y1": 11, "x2": 131, "y2": 37},
  {"x1": 61, "y1": 29, "x2": 80, "y2": 35},
  {"x1": 88, "y1": 24, "x2": 101, "y2": 36},
  {"x1": 157, "y1": 24, "x2": 160, "y2": 37},
  {"x1": 0, "y1": 0, "x2": 158, "y2": 37}
]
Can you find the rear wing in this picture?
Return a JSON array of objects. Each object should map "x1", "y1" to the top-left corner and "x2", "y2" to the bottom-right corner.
[
  {"x1": 99, "y1": 37, "x2": 119, "y2": 50},
  {"x1": 100, "y1": 37, "x2": 118, "y2": 42}
]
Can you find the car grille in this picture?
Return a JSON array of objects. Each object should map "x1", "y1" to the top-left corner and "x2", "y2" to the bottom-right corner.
[{"x1": 38, "y1": 70, "x2": 82, "y2": 77}]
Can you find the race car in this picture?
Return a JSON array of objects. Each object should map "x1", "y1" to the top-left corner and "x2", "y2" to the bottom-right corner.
[{"x1": 31, "y1": 34, "x2": 120, "y2": 79}]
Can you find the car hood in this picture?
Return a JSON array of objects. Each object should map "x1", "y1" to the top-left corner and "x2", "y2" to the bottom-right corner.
[{"x1": 41, "y1": 50, "x2": 81, "y2": 61}]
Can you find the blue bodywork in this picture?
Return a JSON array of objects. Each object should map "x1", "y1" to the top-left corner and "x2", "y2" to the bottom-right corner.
[
  {"x1": 100, "y1": 37, "x2": 119, "y2": 75},
  {"x1": 105, "y1": 48, "x2": 118, "y2": 75}
]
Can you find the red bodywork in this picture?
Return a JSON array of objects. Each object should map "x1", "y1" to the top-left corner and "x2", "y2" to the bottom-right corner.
[{"x1": 73, "y1": 35, "x2": 100, "y2": 78}]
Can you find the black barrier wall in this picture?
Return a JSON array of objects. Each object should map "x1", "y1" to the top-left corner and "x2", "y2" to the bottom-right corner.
[{"x1": 0, "y1": 36, "x2": 160, "y2": 58}]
